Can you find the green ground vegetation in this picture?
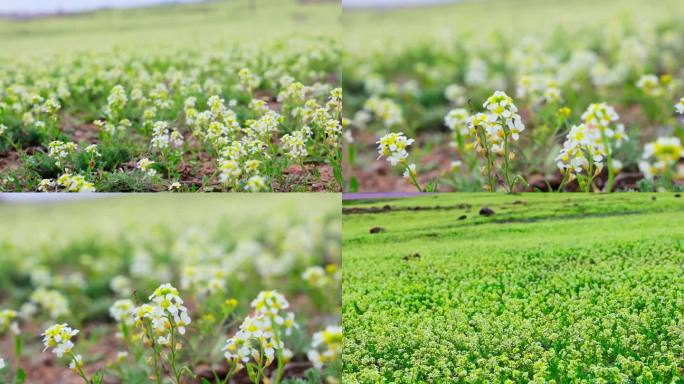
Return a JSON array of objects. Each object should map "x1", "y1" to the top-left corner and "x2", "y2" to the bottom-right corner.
[{"x1": 343, "y1": 193, "x2": 684, "y2": 383}]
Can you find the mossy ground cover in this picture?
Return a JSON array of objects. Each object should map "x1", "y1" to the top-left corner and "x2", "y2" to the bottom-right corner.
[{"x1": 343, "y1": 193, "x2": 684, "y2": 383}]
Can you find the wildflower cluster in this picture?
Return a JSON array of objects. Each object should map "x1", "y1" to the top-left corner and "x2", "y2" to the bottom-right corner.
[
  {"x1": 344, "y1": 7, "x2": 684, "y2": 192},
  {"x1": 42, "y1": 324, "x2": 94, "y2": 383},
  {"x1": 638, "y1": 137, "x2": 684, "y2": 185},
  {"x1": 301, "y1": 264, "x2": 340, "y2": 288},
  {"x1": 127, "y1": 284, "x2": 192, "y2": 384},
  {"x1": 307, "y1": 325, "x2": 342, "y2": 369},
  {"x1": 0, "y1": 36, "x2": 341, "y2": 192},
  {"x1": 0, "y1": 195, "x2": 340, "y2": 384},
  {"x1": 223, "y1": 291, "x2": 298, "y2": 383},
  {"x1": 30, "y1": 288, "x2": 70, "y2": 319},
  {"x1": 376, "y1": 132, "x2": 424, "y2": 190},
  {"x1": 0, "y1": 309, "x2": 20, "y2": 336},
  {"x1": 676, "y1": 97, "x2": 684, "y2": 115},
  {"x1": 467, "y1": 91, "x2": 526, "y2": 192},
  {"x1": 42, "y1": 323, "x2": 79, "y2": 357}
]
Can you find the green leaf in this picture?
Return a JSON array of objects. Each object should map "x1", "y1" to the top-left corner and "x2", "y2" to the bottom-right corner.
[
  {"x1": 15, "y1": 369, "x2": 26, "y2": 384},
  {"x1": 246, "y1": 363, "x2": 257, "y2": 382},
  {"x1": 349, "y1": 176, "x2": 359, "y2": 192}
]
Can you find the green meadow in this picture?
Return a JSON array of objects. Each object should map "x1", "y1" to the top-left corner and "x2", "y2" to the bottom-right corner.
[
  {"x1": 0, "y1": 0, "x2": 340, "y2": 57},
  {"x1": 343, "y1": 193, "x2": 684, "y2": 382},
  {"x1": 343, "y1": 0, "x2": 684, "y2": 49}
]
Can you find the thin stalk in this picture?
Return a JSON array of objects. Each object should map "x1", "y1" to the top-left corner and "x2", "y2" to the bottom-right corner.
[
  {"x1": 478, "y1": 128, "x2": 496, "y2": 192},
  {"x1": 599, "y1": 129, "x2": 615, "y2": 192},
  {"x1": 557, "y1": 171, "x2": 570, "y2": 193},
  {"x1": 502, "y1": 129, "x2": 513, "y2": 193},
  {"x1": 405, "y1": 165, "x2": 423, "y2": 192},
  {"x1": 270, "y1": 316, "x2": 284, "y2": 384},
  {"x1": 69, "y1": 351, "x2": 90, "y2": 384},
  {"x1": 253, "y1": 345, "x2": 265, "y2": 384},
  {"x1": 168, "y1": 318, "x2": 182, "y2": 384},
  {"x1": 219, "y1": 365, "x2": 237, "y2": 384}
]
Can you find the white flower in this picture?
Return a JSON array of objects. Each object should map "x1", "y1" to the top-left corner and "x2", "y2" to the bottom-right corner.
[
  {"x1": 302, "y1": 266, "x2": 327, "y2": 287},
  {"x1": 110, "y1": 275, "x2": 132, "y2": 297},
  {"x1": 676, "y1": 97, "x2": 684, "y2": 115},
  {"x1": 218, "y1": 159, "x2": 242, "y2": 185},
  {"x1": 251, "y1": 290, "x2": 289, "y2": 315},
  {"x1": 0, "y1": 309, "x2": 20, "y2": 335},
  {"x1": 643, "y1": 137, "x2": 683, "y2": 164},
  {"x1": 639, "y1": 137, "x2": 683, "y2": 180},
  {"x1": 482, "y1": 91, "x2": 525, "y2": 141},
  {"x1": 31, "y1": 288, "x2": 69, "y2": 319},
  {"x1": 556, "y1": 124, "x2": 605, "y2": 175},
  {"x1": 543, "y1": 86, "x2": 562, "y2": 103},
  {"x1": 363, "y1": 96, "x2": 403, "y2": 127},
  {"x1": 444, "y1": 84, "x2": 466, "y2": 105},
  {"x1": 636, "y1": 74, "x2": 662, "y2": 97},
  {"x1": 42, "y1": 323, "x2": 79, "y2": 357},
  {"x1": 611, "y1": 159, "x2": 623, "y2": 173},
  {"x1": 223, "y1": 330, "x2": 255, "y2": 364},
  {"x1": 47, "y1": 141, "x2": 77, "y2": 163},
  {"x1": 84, "y1": 144, "x2": 100, "y2": 157},
  {"x1": 37, "y1": 178, "x2": 54, "y2": 192},
  {"x1": 403, "y1": 163, "x2": 417, "y2": 179},
  {"x1": 308, "y1": 325, "x2": 342, "y2": 369},
  {"x1": 224, "y1": 292, "x2": 297, "y2": 368},
  {"x1": 106, "y1": 85, "x2": 128, "y2": 117},
  {"x1": 444, "y1": 108, "x2": 469, "y2": 134},
  {"x1": 281, "y1": 130, "x2": 309, "y2": 160},
  {"x1": 137, "y1": 158, "x2": 156, "y2": 177},
  {"x1": 376, "y1": 132, "x2": 415, "y2": 166},
  {"x1": 581, "y1": 103, "x2": 618, "y2": 128},
  {"x1": 69, "y1": 354, "x2": 83, "y2": 371},
  {"x1": 56, "y1": 173, "x2": 95, "y2": 192},
  {"x1": 245, "y1": 175, "x2": 267, "y2": 192},
  {"x1": 109, "y1": 299, "x2": 135, "y2": 325},
  {"x1": 146, "y1": 284, "x2": 191, "y2": 335}
]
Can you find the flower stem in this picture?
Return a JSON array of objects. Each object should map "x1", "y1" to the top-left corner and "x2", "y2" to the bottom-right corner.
[
  {"x1": 69, "y1": 352, "x2": 90, "y2": 384},
  {"x1": 502, "y1": 130, "x2": 513, "y2": 193}
]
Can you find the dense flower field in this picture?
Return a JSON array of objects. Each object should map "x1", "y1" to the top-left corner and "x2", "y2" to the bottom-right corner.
[
  {"x1": 0, "y1": 1, "x2": 341, "y2": 192},
  {"x1": 343, "y1": 193, "x2": 684, "y2": 383},
  {"x1": 343, "y1": 0, "x2": 684, "y2": 192},
  {"x1": 0, "y1": 195, "x2": 341, "y2": 383}
]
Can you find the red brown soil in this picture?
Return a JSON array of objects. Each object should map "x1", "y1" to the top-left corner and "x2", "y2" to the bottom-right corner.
[{"x1": 275, "y1": 163, "x2": 340, "y2": 192}]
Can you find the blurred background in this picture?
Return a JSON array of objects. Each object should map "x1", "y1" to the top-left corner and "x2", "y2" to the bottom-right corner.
[
  {"x1": 0, "y1": 0, "x2": 204, "y2": 15},
  {"x1": 0, "y1": 0, "x2": 341, "y2": 57},
  {"x1": 344, "y1": 0, "x2": 457, "y2": 8}
]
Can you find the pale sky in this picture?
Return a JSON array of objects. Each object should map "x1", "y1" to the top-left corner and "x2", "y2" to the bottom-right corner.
[
  {"x1": 343, "y1": 0, "x2": 460, "y2": 8},
  {"x1": 0, "y1": 0, "x2": 203, "y2": 14}
]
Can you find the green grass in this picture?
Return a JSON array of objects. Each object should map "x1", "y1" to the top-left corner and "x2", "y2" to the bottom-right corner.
[
  {"x1": 0, "y1": 0, "x2": 340, "y2": 57},
  {"x1": 343, "y1": 193, "x2": 684, "y2": 383}
]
